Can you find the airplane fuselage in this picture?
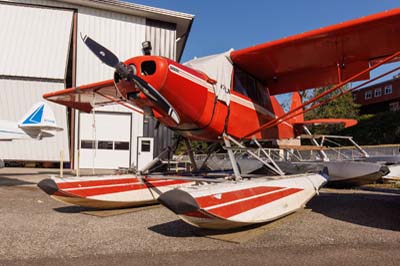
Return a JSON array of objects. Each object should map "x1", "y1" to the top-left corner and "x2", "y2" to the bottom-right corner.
[
  {"x1": 0, "y1": 120, "x2": 29, "y2": 141},
  {"x1": 114, "y1": 56, "x2": 294, "y2": 141}
]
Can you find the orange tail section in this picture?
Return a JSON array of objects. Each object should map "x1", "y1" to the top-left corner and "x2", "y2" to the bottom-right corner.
[
  {"x1": 286, "y1": 92, "x2": 357, "y2": 136},
  {"x1": 288, "y1": 92, "x2": 304, "y2": 124},
  {"x1": 269, "y1": 94, "x2": 301, "y2": 139},
  {"x1": 267, "y1": 92, "x2": 357, "y2": 140}
]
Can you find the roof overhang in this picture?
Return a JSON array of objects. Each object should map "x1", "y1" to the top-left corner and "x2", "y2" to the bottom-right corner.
[{"x1": 55, "y1": 0, "x2": 194, "y2": 62}]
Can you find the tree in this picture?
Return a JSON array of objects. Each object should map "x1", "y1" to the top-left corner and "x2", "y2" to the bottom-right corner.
[
  {"x1": 301, "y1": 85, "x2": 360, "y2": 135},
  {"x1": 339, "y1": 111, "x2": 400, "y2": 145}
]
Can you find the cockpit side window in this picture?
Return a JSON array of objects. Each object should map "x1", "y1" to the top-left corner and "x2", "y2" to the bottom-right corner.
[
  {"x1": 234, "y1": 68, "x2": 251, "y2": 97},
  {"x1": 233, "y1": 67, "x2": 268, "y2": 107}
]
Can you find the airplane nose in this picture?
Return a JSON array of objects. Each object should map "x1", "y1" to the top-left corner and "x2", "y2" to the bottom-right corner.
[
  {"x1": 158, "y1": 189, "x2": 199, "y2": 215},
  {"x1": 37, "y1": 178, "x2": 59, "y2": 195}
]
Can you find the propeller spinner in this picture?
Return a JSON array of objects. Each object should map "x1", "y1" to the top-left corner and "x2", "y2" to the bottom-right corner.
[{"x1": 80, "y1": 34, "x2": 180, "y2": 124}]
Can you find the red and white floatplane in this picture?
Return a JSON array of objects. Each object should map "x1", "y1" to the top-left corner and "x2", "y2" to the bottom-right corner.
[{"x1": 37, "y1": 9, "x2": 400, "y2": 229}]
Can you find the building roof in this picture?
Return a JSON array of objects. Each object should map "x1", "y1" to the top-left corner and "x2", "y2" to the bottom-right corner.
[
  {"x1": 56, "y1": 0, "x2": 194, "y2": 62},
  {"x1": 352, "y1": 76, "x2": 398, "y2": 93}
]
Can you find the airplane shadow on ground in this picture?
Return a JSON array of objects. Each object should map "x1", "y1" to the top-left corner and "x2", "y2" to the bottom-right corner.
[
  {"x1": 150, "y1": 190, "x2": 400, "y2": 237},
  {"x1": 308, "y1": 190, "x2": 400, "y2": 231},
  {"x1": 148, "y1": 219, "x2": 198, "y2": 237},
  {"x1": 148, "y1": 217, "x2": 274, "y2": 238},
  {"x1": 0, "y1": 176, "x2": 35, "y2": 186},
  {"x1": 53, "y1": 206, "x2": 99, "y2": 213}
]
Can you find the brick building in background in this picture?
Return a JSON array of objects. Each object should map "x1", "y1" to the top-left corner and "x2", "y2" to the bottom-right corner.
[{"x1": 352, "y1": 74, "x2": 400, "y2": 114}]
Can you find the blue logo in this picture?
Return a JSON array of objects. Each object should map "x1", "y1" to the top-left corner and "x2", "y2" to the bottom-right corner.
[{"x1": 22, "y1": 104, "x2": 44, "y2": 125}]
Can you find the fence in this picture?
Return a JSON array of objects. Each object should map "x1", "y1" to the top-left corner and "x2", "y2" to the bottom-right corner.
[{"x1": 177, "y1": 144, "x2": 400, "y2": 164}]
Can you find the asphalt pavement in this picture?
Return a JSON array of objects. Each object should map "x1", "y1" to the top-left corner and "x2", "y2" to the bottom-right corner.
[{"x1": 0, "y1": 168, "x2": 400, "y2": 266}]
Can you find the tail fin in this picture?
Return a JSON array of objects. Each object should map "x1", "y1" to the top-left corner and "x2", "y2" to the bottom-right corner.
[
  {"x1": 288, "y1": 92, "x2": 304, "y2": 124},
  {"x1": 18, "y1": 102, "x2": 63, "y2": 132},
  {"x1": 269, "y1": 94, "x2": 299, "y2": 139}
]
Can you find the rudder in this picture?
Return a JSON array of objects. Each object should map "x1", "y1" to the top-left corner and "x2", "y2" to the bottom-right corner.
[{"x1": 288, "y1": 92, "x2": 304, "y2": 124}]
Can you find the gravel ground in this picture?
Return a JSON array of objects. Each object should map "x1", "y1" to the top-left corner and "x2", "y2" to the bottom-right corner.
[{"x1": 1, "y1": 168, "x2": 400, "y2": 266}]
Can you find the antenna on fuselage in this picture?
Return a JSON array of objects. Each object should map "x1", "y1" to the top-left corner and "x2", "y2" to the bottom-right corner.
[{"x1": 142, "y1": 41, "x2": 152, "y2": 55}]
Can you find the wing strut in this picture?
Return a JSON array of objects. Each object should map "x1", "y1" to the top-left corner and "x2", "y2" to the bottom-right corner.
[{"x1": 242, "y1": 50, "x2": 400, "y2": 139}]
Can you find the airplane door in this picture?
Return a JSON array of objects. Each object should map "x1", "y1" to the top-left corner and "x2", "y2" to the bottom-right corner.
[{"x1": 137, "y1": 137, "x2": 154, "y2": 170}]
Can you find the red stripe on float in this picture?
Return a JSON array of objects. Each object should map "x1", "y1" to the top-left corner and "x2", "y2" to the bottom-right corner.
[
  {"x1": 204, "y1": 188, "x2": 303, "y2": 219},
  {"x1": 195, "y1": 186, "x2": 283, "y2": 208},
  {"x1": 57, "y1": 177, "x2": 141, "y2": 189},
  {"x1": 61, "y1": 179, "x2": 191, "y2": 197},
  {"x1": 56, "y1": 177, "x2": 169, "y2": 189}
]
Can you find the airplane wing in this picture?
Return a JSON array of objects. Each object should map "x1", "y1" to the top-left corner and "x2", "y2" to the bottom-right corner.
[
  {"x1": 43, "y1": 79, "x2": 142, "y2": 114},
  {"x1": 231, "y1": 8, "x2": 400, "y2": 95}
]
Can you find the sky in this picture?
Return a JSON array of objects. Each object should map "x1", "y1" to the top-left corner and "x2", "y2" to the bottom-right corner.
[
  {"x1": 130, "y1": 0, "x2": 399, "y2": 62},
  {"x1": 128, "y1": 1, "x2": 399, "y2": 103}
]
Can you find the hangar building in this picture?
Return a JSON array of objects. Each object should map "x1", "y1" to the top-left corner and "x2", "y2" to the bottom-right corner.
[{"x1": 0, "y1": 0, "x2": 194, "y2": 169}]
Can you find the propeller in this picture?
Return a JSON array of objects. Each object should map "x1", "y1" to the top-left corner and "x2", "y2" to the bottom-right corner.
[{"x1": 81, "y1": 34, "x2": 180, "y2": 124}]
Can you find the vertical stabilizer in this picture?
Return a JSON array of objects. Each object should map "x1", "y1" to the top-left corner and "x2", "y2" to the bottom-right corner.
[
  {"x1": 288, "y1": 92, "x2": 304, "y2": 124},
  {"x1": 269, "y1": 93, "x2": 305, "y2": 140},
  {"x1": 18, "y1": 102, "x2": 62, "y2": 132}
]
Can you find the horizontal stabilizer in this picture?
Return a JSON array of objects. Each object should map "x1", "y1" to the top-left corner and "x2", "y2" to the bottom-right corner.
[{"x1": 293, "y1": 118, "x2": 358, "y2": 128}]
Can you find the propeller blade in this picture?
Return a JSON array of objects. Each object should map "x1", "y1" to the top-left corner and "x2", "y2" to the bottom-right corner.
[
  {"x1": 81, "y1": 34, "x2": 180, "y2": 125},
  {"x1": 81, "y1": 34, "x2": 120, "y2": 68},
  {"x1": 131, "y1": 75, "x2": 180, "y2": 124}
]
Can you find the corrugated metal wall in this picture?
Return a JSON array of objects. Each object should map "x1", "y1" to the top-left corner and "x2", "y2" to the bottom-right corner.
[
  {"x1": 0, "y1": 4, "x2": 73, "y2": 79},
  {"x1": 142, "y1": 116, "x2": 174, "y2": 158},
  {"x1": 0, "y1": 79, "x2": 69, "y2": 161},
  {"x1": 145, "y1": 19, "x2": 177, "y2": 60},
  {"x1": 0, "y1": 2, "x2": 72, "y2": 162},
  {"x1": 143, "y1": 19, "x2": 177, "y2": 156},
  {"x1": 75, "y1": 7, "x2": 146, "y2": 86},
  {"x1": 8, "y1": 0, "x2": 147, "y2": 167},
  {"x1": 74, "y1": 6, "x2": 147, "y2": 168},
  {"x1": 2, "y1": 0, "x2": 180, "y2": 166}
]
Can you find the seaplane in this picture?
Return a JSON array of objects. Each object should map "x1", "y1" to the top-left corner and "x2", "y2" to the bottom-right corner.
[
  {"x1": 0, "y1": 102, "x2": 62, "y2": 168},
  {"x1": 38, "y1": 8, "x2": 400, "y2": 229},
  {"x1": 288, "y1": 129, "x2": 400, "y2": 184}
]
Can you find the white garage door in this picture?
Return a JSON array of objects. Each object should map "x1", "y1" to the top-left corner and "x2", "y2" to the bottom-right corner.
[{"x1": 79, "y1": 112, "x2": 131, "y2": 169}]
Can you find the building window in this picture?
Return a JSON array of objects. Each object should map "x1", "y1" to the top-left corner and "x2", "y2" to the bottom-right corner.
[
  {"x1": 98, "y1": 140, "x2": 113, "y2": 150},
  {"x1": 141, "y1": 140, "x2": 151, "y2": 152},
  {"x1": 384, "y1": 85, "x2": 393, "y2": 95},
  {"x1": 81, "y1": 140, "x2": 96, "y2": 149},
  {"x1": 114, "y1": 141, "x2": 130, "y2": 150},
  {"x1": 374, "y1": 88, "x2": 381, "y2": 97},
  {"x1": 365, "y1": 90, "x2": 372, "y2": 100}
]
